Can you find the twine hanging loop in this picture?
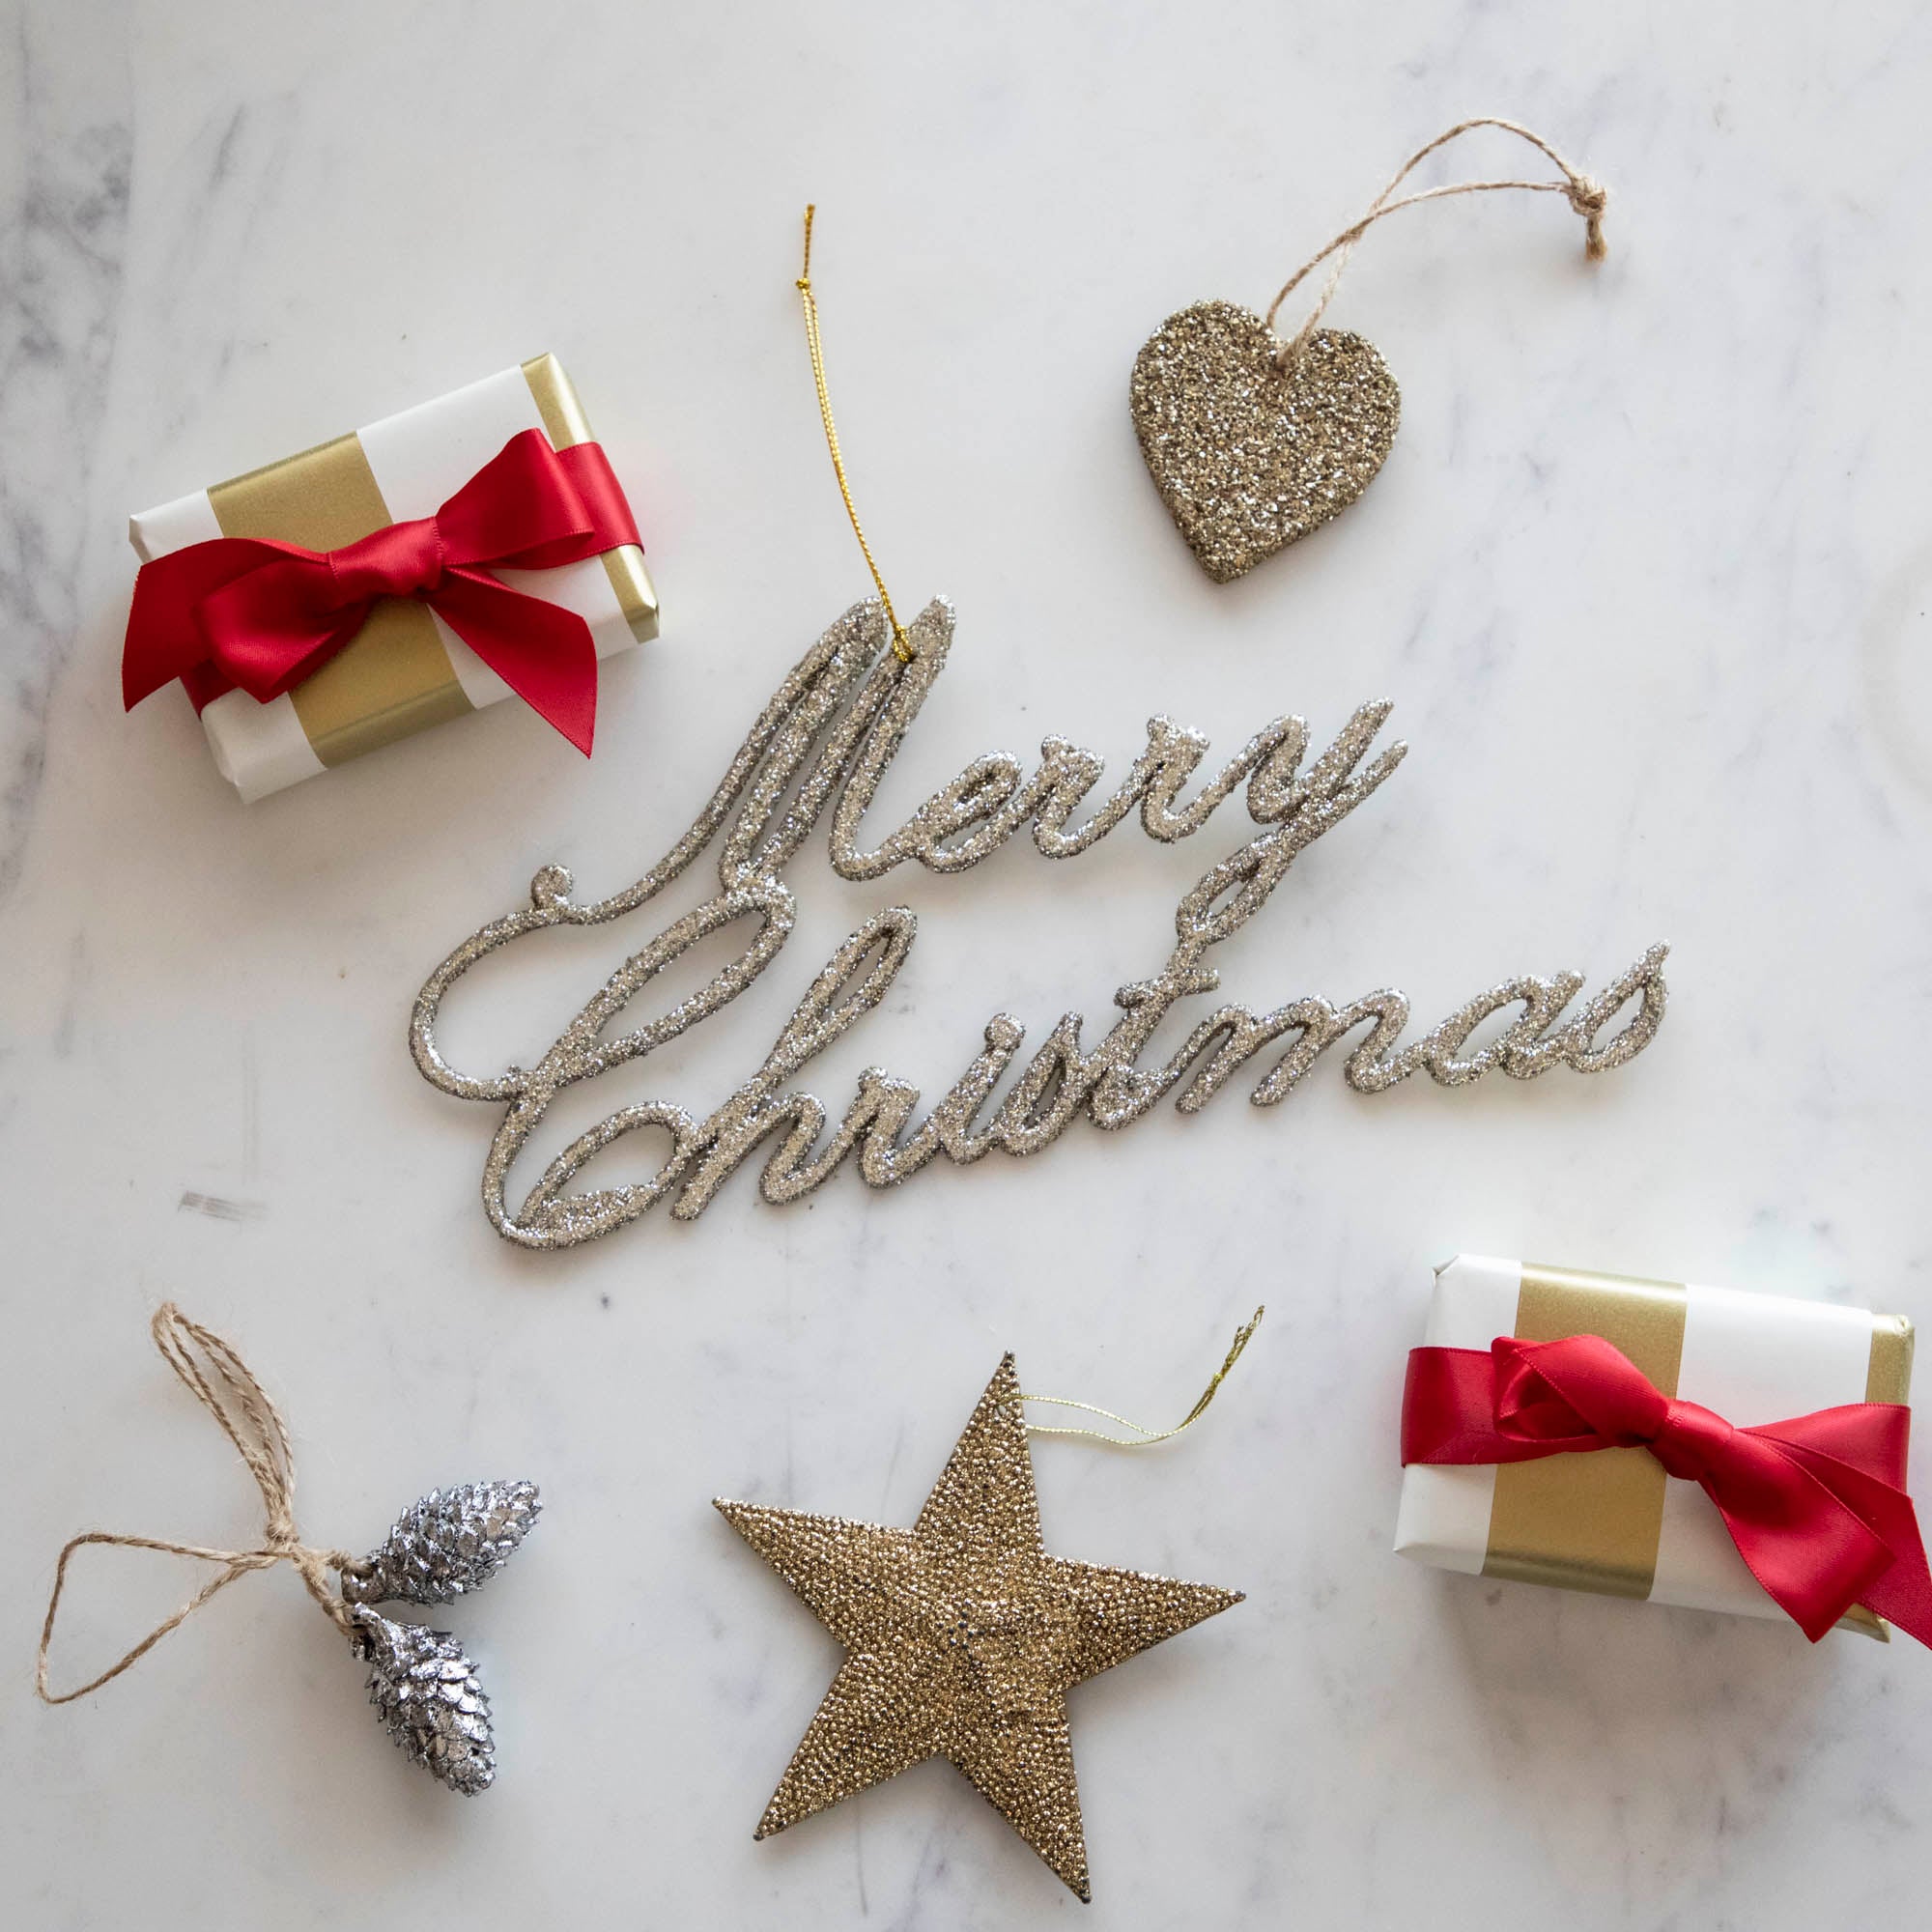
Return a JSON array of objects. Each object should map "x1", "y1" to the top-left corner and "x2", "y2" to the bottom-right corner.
[{"x1": 1264, "y1": 116, "x2": 1609, "y2": 369}]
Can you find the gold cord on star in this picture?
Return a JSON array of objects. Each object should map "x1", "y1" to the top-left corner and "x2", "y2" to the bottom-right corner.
[
  {"x1": 795, "y1": 205, "x2": 914, "y2": 665},
  {"x1": 1011, "y1": 1306, "x2": 1266, "y2": 1445}
]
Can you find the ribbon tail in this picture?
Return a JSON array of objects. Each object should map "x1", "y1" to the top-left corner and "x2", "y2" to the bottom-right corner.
[
  {"x1": 1767, "y1": 1436, "x2": 1932, "y2": 1649},
  {"x1": 1698, "y1": 1436, "x2": 1903, "y2": 1643},
  {"x1": 431, "y1": 570, "x2": 599, "y2": 754},
  {"x1": 1861, "y1": 1520, "x2": 1932, "y2": 1648},
  {"x1": 124, "y1": 571, "x2": 188, "y2": 708}
]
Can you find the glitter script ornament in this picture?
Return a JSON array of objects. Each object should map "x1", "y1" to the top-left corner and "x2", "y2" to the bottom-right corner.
[
  {"x1": 716, "y1": 1353, "x2": 1243, "y2": 1901},
  {"x1": 1132, "y1": 117, "x2": 1608, "y2": 582},
  {"x1": 409, "y1": 594, "x2": 1669, "y2": 1247},
  {"x1": 409, "y1": 209, "x2": 1665, "y2": 1250}
]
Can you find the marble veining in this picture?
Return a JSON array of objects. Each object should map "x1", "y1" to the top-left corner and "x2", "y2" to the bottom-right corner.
[{"x1": 0, "y1": 12, "x2": 130, "y2": 903}]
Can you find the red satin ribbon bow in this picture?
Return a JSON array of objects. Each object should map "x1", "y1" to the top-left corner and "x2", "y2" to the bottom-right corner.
[
  {"x1": 1403, "y1": 1333, "x2": 1932, "y2": 1647},
  {"x1": 122, "y1": 429, "x2": 642, "y2": 754}
]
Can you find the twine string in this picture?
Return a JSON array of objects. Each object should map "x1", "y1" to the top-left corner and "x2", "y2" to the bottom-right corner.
[
  {"x1": 1011, "y1": 1307, "x2": 1265, "y2": 1445},
  {"x1": 796, "y1": 205, "x2": 914, "y2": 665},
  {"x1": 1264, "y1": 116, "x2": 1608, "y2": 368},
  {"x1": 36, "y1": 1304, "x2": 364, "y2": 1706}
]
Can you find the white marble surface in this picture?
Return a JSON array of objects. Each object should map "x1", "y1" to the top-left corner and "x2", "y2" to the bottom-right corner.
[{"x1": 5, "y1": 2, "x2": 1932, "y2": 1925}]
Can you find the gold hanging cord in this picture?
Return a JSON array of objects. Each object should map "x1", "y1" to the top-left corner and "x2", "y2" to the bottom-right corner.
[
  {"x1": 796, "y1": 205, "x2": 914, "y2": 665},
  {"x1": 1010, "y1": 1306, "x2": 1265, "y2": 1446}
]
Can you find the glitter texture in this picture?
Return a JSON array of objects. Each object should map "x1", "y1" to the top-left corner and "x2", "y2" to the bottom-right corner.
[
  {"x1": 716, "y1": 1354, "x2": 1242, "y2": 1902},
  {"x1": 412, "y1": 600, "x2": 1667, "y2": 1247},
  {"x1": 344, "y1": 1481, "x2": 543, "y2": 1607},
  {"x1": 1129, "y1": 300, "x2": 1401, "y2": 582},
  {"x1": 350, "y1": 1605, "x2": 497, "y2": 1796}
]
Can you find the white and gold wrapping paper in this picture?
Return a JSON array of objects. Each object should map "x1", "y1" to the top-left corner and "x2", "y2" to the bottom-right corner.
[
  {"x1": 128, "y1": 355, "x2": 658, "y2": 802},
  {"x1": 1394, "y1": 1255, "x2": 1915, "y2": 1635}
]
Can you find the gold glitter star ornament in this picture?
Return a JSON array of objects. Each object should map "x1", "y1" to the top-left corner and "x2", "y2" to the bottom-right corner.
[{"x1": 714, "y1": 1354, "x2": 1243, "y2": 1901}]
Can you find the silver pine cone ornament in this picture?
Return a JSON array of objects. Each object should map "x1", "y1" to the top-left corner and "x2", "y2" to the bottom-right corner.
[
  {"x1": 32, "y1": 1306, "x2": 546, "y2": 1803},
  {"x1": 344, "y1": 1480, "x2": 542, "y2": 1606},
  {"x1": 338, "y1": 1478, "x2": 540, "y2": 1794},
  {"x1": 350, "y1": 1605, "x2": 497, "y2": 1796}
]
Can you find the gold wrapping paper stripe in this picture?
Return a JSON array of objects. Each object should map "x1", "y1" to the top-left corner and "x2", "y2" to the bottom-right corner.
[
  {"x1": 1481, "y1": 1264, "x2": 1911, "y2": 1637},
  {"x1": 208, "y1": 431, "x2": 468, "y2": 766},
  {"x1": 1484, "y1": 1264, "x2": 1685, "y2": 1601},
  {"x1": 1867, "y1": 1314, "x2": 1916, "y2": 1405},
  {"x1": 205, "y1": 355, "x2": 657, "y2": 768},
  {"x1": 521, "y1": 355, "x2": 659, "y2": 649}
]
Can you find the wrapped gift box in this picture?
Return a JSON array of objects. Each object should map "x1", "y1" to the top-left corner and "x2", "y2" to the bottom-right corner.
[
  {"x1": 128, "y1": 355, "x2": 658, "y2": 801},
  {"x1": 1395, "y1": 1255, "x2": 1915, "y2": 1636}
]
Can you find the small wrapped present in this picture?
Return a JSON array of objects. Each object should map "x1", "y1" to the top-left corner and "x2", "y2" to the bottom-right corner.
[
  {"x1": 124, "y1": 355, "x2": 657, "y2": 801},
  {"x1": 1396, "y1": 1255, "x2": 1929, "y2": 1644}
]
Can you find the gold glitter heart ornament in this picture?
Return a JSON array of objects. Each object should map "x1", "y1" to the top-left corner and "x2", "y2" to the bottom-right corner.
[
  {"x1": 1130, "y1": 299, "x2": 1401, "y2": 583},
  {"x1": 1129, "y1": 118, "x2": 1610, "y2": 584}
]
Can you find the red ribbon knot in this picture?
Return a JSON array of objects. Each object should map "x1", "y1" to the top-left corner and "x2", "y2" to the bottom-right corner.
[
  {"x1": 123, "y1": 428, "x2": 643, "y2": 756},
  {"x1": 1492, "y1": 1339, "x2": 1740, "y2": 1480},
  {"x1": 1643, "y1": 1401, "x2": 1738, "y2": 1484},
  {"x1": 326, "y1": 520, "x2": 448, "y2": 604},
  {"x1": 1404, "y1": 1331, "x2": 1932, "y2": 1648}
]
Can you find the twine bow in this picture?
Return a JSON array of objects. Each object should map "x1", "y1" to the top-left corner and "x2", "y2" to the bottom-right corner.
[{"x1": 37, "y1": 1305, "x2": 369, "y2": 1705}]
